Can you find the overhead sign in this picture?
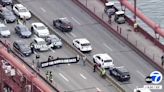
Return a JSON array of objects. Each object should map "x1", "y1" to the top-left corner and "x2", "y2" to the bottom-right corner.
[{"x1": 40, "y1": 57, "x2": 79, "y2": 68}]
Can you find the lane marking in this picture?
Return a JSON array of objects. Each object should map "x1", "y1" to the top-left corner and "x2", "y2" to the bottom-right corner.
[
  {"x1": 71, "y1": 17, "x2": 81, "y2": 25},
  {"x1": 136, "y1": 70, "x2": 146, "y2": 78},
  {"x1": 69, "y1": 32, "x2": 77, "y2": 37},
  {"x1": 96, "y1": 88, "x2": 101, "y2": 91},
  {"x1": 40, "y1": 7, "x2": 46, "y2": 12},
  {"x1": 59, "y1": 73, "x2": 69, "y2": 82},
  {"x1": 103, "y1": 43, "x2": 112, "y2": 51},
  {"x1": 80, "y1": 73, "x2": 87, "y2": 80}
]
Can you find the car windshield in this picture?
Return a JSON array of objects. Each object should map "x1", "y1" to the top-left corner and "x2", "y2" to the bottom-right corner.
[
  {"x1": 81, "y1": 43, "x2": 90, "y2": 46},
  {"x1": 51, "y1": 38, "x2": 60, "y2": 42},
  {"x1": 19, "y1": 26, "x2": 28, "y2": 32},
  {"x1": 0, "y1": 27, "x2": 8, "y2": 31},
  {"x1": 61, "y1": 18, "x2": 70, "y2": 24},
  {"x1": 104, "y1": 60, "x2": 112, "y2": 63},
  {"x1": 37, "y1": 25, "x2": 46, "y2": 30},
  {"x1": 19, "y1": 8, "x2": 27, "y2": 12}
]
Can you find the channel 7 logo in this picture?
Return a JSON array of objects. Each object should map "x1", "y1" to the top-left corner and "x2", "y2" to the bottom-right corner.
[{"x1": 145, "y1": 71, "x2": 163, "y2": 84}]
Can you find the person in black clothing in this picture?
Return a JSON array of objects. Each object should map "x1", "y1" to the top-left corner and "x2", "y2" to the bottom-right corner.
[
  {"x1": 161, "y1": 55, "x2": 164, "y2": 67},
  {"x1": 49, "y1": 71, "x2": 53, "y2": 83},
  {"x1": 48, "y1": 56, "x2": 52, "y2": 62},
  {"x1": 30, "y1": 45, "x2": 34, "y2": 54}
]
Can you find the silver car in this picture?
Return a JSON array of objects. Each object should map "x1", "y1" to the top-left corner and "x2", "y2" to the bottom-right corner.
[{"x1": 0, "y1": 23, "x2": 10, "y2": 37}]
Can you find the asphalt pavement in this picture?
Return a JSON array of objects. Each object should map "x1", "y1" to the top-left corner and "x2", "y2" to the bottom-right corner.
[
  {"x1": 15, "y1": 0, "x2": 164, "y2": 92},
  {"x1": 0, "y1": 3, "x2": 117, "y2": 92}
]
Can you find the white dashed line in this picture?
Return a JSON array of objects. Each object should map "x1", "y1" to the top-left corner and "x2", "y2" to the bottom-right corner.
[
  {"x1": 80, "y1": 73, "x2": 87, "y2": 79},
  {"x1": 71, "y1": 17, "x2": 81, "y2": 25},
  {"x1": 136, "y1": 70, "x2": 146, "y2": 78},
  {"x1": 70, "y1": 32, "x2": 77, "y2": 37},
  {"x1": 96, "y1": 88, "x2": 101, "y2": 91},
  {"x1": 103, "y1": 43, "x2": 112, "y2": 51},
  {"x1": 59, "y1": 73, "x2": 69, "y2": 82},
  {"x1": 40, "y1": 7, "x2": 46, "y2": 12}
]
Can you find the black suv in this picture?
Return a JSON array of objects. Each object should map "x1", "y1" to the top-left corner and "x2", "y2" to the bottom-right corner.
[
  {"x1": 53, "y1": 18, "x2": 73, "y2": 32},
  {"x1": 109, "y1": 67, "x2": 130, "y2": 82}
]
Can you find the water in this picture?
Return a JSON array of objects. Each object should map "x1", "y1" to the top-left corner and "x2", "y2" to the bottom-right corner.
[{"x1": 110, "y1": 0, "x2": 164, "y2": 43}]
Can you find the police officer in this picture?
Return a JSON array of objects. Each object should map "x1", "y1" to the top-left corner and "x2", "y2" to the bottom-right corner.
[
  {"x1": 101, "y1": 68, "x2": 106, "y2": 78},
  {"x1": 49, "y1": 71, "x2": 53, "y2": 83},
  {"x1": 46, "y1": 70, "x2": 49, "y2": 79}
]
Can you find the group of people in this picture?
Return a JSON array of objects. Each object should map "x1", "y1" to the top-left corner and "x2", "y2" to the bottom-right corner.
[{"x1": 46, "y1": 70, "x2": 53, "y2": 83}]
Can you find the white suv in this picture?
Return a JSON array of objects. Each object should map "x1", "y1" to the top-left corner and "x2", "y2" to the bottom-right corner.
[
  {"x1": 73, "y1": 38, "x2": 92, "y2": 52},
  {"x1": 31, "y1": 38, "x2": 49, "y2": 51},
  {"x1": 93, "y1": 53, "x2": 114, "y2": 68},
  {"x1": 31, "y1": 22, "x2": 50, "y2": 37},
  {"x1": 0, "y1": 23, "x2": 10, "y2": 37}
]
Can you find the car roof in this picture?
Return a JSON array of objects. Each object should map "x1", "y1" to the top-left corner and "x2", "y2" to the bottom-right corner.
[
  {"x1": 115, "y1": 11, "x2": 124, "y2": 15},
  {"x1": 75, "y1": 38, "x2": 90, "y2": 44},
  {"x1": 32, "y1": 22, "x2": 45, "y2": 27},
  {"x1": 96, "y1": 53, "x2": 112, "y2": 60},
  {"x1": 105, "y1": 2, "x2": 114, "y2": 6},
  {"x1": 135, "y1": 88, "x2": 151, "y2": 92},
  {"x1": 15, "y1": 4, "x2": 25, "y2": 8},
  {"x1": 0, "y1": 23, "x2": 6, "y2": 27},
  {"x1": 34, "y1": 38, "x2": 45, "y2": 42}
]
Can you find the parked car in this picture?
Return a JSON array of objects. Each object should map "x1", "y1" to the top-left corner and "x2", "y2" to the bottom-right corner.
[
  {"x1": 0, "y1": 23, "x2": 10, "y2": 37},
  {"x1": 73, "y1": 38, "x2": 92, "y2": 52},
  {"x1": 0, "y1": 0, "x2": 13, "y2": 6},
  {"x1": 134, "y1": 88, "x2": 151, "y2": 92},
  {"x1": 13, "y1": 4, "x2": 31, "y2": 19},
  {"x1": 0, "y1": 7, "x2": 16, "y2": 23},
  {"x1": 15, "y1": 24, "x2": 32, "y2": 38},
  {"x1": 31, "y1": 22, "x2": 50, "y2": 37},
  {"x1": 53, "y1": 17, "x2": 73, "y2": 32},
  {"x1": 109, "y1": 66, "x2": 130, "y2": 82},
  {"x1": 93, "y1": 53, "x2": 114, "y2": 68},
  {"x1": 13, "y1": 40, "x2": 32, "y2": 57},
  {"x1": 45, "y1": 35, "x2": 62, "y2": 49},
  {"x1": 31, "y1": 38, "x2": 49, "y2": 52},
  {"x1": 104, "y1": 2, "x2": 116, "y2": 16},
  {"x1": 114, "y1": 10, "x2": 126, "y2": 24}
]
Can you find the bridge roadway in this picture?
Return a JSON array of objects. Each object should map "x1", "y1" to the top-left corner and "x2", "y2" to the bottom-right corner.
[
  {"x1": 16, "y1": 0, "x2": 164, "y2": 92},
  {"x1": 0, "y1": 11, "x2": 117, "y2": 92}
]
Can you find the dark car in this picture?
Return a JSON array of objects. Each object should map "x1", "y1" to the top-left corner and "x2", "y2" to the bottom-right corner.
[
  {"x1": 45, "y1": 35, "x2": 63, "y2": 49},
  {"x1": 15, "y1": 24, "x2": 32, "y2": 38},
  {"x1": 0, "y1": 7, "x2": 16, "y2": 23},
  {"x1": 109, "y1": 66, "x2": 130, "y2": 82},
  {"x1": 0, "y1": 0, "x2": 13, "y2": 6},
  {"x1": 13, "y1": 41, "x2": 32, "y2": 57},
  {"x1": 53, "y1": 18, "x2": 73, "y2": 32}
]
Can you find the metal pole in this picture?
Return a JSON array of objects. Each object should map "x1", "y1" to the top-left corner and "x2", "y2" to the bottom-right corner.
[{"x1": 134, "y1": 0, "x2": 137, "y2": 31}]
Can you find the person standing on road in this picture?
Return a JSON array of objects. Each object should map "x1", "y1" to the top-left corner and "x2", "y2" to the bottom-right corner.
[
  {"x1": 23, "y1": 16, "x2": 26, "y2": 25},
  {"x1": 82, "y1": 56, "x2": 86, "y2": 66},
  {"x1": 108, "y1": 14, "x2": 112, "y2": 24},
  {"x1": 49, "y1": 71, "x2": 53, "y2": 83},
  {"x1": 93, "y1": 63, "x2": 99, "y2": 72},
  {"x1": 48, "y1": 55, "x2": 52, "y2": 62},
  {"x1": 101, "y1": 68, "x2": 106, "y2": 78},
  {"x1": 161, "y1": 55, "x2": 164, "y2": 67},
  {"x1": 46, "y1": 70, "x2": 49, "y2": 79}
]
